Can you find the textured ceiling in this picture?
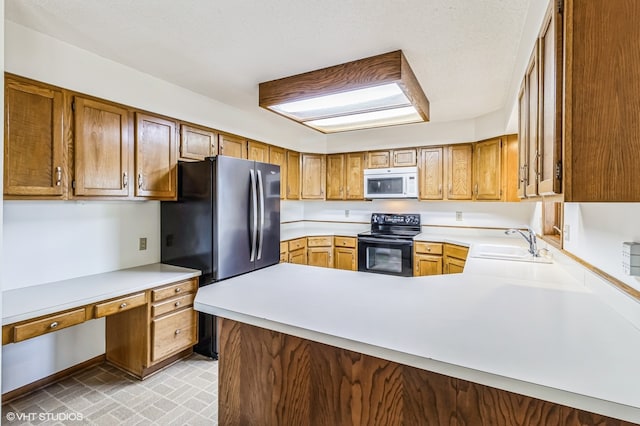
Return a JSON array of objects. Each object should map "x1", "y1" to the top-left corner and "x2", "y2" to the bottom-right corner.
[{"x1": 5, "y1": 0, "x2": 530, "y2": 124}]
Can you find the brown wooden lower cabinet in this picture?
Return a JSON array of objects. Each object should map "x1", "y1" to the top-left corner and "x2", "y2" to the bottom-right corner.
[
  {"x1": 219, "y1": 319, "x2": 635, "y2": 426},
  {"x1": 443, "y1": 243, "x2": 469, "y2": 274},
  {"x1": 105, "y1": 278, "x2": 198, "y2": 378}
]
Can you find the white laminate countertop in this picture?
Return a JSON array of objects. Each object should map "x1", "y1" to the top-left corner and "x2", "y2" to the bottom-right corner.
[
  {"x1": 195, "y1": 261, "x2": 640, "y2": 423},
  {"x1": 3, "y1": 263, "x2": 201, "y2": 325}
]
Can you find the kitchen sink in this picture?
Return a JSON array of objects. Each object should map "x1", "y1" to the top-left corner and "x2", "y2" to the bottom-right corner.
[{"x1": 469, "y1": 244, "x2": 553, "y2": 263}]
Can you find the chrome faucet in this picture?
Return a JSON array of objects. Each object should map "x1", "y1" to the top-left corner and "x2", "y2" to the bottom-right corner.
[{"x1": 505, "y1": 226, "x2": 538, "y2": 256}]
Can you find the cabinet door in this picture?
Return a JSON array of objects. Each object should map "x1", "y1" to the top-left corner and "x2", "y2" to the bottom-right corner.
[
  {"x1": 151, "y1": 309, "x2": 197, "y2": 363},
  {"x1": 446, "y1": 144, "x2": 473, "y2": 200},
  {"x1": 4, "y1": 77, "x2": 65, "y2": 197},
  {"x1": 345, "y1": 152, "x2": 365, "y2": 200},
  {"x1": 538, "y1": 2, "x2": 562, "y2": 196},
  {"x1": 326, "y1": 154, "x2": 345, "y2": 200},
  {"x1": 517, "y1": 82, "x2": 528, "y2": 199},
  {"x1": 414, "y1": 254, "x2": 442, "y2": 276},
  {"x1": 474, "y1": 138, "x2": 502, "y2": 200},
  {"x1": 367, "y1": 151, "x2": 390, "y2": 168},
  {"x1": 418, "y1": 147, "x2": 443, "y2": 200},
  {"x1": 286, "y1": 150, "x2": 300, "y2": 200},
  {"x1": 392, "y1": 148, "x2": 417, "y2": 167},
  {"x1": 334, "y1": 247, "x2": 357, "y2": 271},
  {"x1": 301, "y1": 153, "x2": 326, "y2": 199},
  {"x1": 248, "y1": 140, "x2": 269, "y2": 163},
  {"x1": 269, "y1": 145, "x2": 286, "y2": 199},
  {"x1": 308, "y1": 247, "x2": 333, "y2": 268},
  {"x1": 179, "y1": 124, "x2": 216, "y2": 161},
  {"x1": 525, "y1": 48, "x2": 539, "y2": 197},
  {"x1": 443, "y1": 256, "x2": 466, "y2": 274},
  {"x1": 74, "y1": 97, "x2": 130, "y2": 197},
  {"x1": 135, "y1": 113, "x2": 177, "y2": 199},
  {"x1": 219, "y1": 133, "x2": 247, "y2": 159},
  {"x1": 288, "y1": 248, "x2": 307, "y2": 264}
]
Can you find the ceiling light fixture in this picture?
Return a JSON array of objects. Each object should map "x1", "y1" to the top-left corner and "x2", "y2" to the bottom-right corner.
[{"x1": 258, "y1": 50, "x2": 430, "y2": 133}]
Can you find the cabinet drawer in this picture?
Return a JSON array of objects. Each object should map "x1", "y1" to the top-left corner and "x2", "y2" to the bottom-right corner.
[
  {"x1": 152, "y1": 293, "x2": 196, "y2": 318},
  {"x1": 94, "y1": 292, "x2": 146, "y2": 318},
  {"x1": 280, "y1": 241, "x2": 288, "y2": 254},
  {"x1": 13, "y1": 308, "x2": 86, "y2": 343},
  {"x1": 288, "y1": 238, "x2": 307, "y2": 251},
  {"x1": 307, "y1": 236, "x2": 332, "y2": 247},
  {"x1": 334, "y1": 236, "x2": 357, "y2": 248},
  {"x1": 415, "y1": 242, "x2": 443, "y2": 255},
  {"x1": 151, "y1": 309, "x2": 197, "y2": 362},
  {"x1": 444, "y1": 244, "x2": 469, "y2": 260},
  {"x1": 151, "y1": 278, "x2": 198, "y2": 302}
]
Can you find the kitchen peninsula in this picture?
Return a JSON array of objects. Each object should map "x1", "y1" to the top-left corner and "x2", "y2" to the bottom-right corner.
[{"x1": 195, "y1": 259, "x2": 640, "y2": 425}]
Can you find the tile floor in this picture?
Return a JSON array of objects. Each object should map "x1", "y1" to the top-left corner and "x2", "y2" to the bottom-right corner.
[{"x1": 1, "y1": 354, "x2": 218, "y2": 426}]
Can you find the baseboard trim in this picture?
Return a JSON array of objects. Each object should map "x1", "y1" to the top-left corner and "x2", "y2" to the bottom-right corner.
[{"x1": 1, "y1": 354, "x2": 106, "y2": 404}]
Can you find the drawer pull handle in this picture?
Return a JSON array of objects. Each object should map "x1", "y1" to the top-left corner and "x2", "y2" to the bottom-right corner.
[
  {"x1": 120, "y1": 303, "x2": 127, "y2": 309},
  {"x1": 175, "y1": 288, "x2": 182, "y2": 293},
  {"x1": 175, "y1": 329, "x2": 181, "y2": 335},
  {"x1": 175, "y1": 301, "x2": 181, "y2": 307},
  {"x1": 50, "y1": 322, "x2": 59, "y2": 329}
]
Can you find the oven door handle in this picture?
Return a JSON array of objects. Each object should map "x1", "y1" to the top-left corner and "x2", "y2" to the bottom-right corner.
[{"x1": 358, "y1": 237, "x2": 413, "y2": 245}]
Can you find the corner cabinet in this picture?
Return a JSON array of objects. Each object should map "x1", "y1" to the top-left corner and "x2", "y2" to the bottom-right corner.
[
  {"x1": 4, "y1": 76, "x2": 66, "y2": 198},
  {"x1": 446, "y1": 144, "x2": 473, "y2": 200},
  {"x1": 134, "y1": 113, "x2": 177, "y2": 200},
  {"x1": 73, "y1": 96, "x2": 131, "y2": 197}
]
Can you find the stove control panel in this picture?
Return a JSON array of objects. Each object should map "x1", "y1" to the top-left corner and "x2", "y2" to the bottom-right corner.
[{"x1": 371, "y1": 213, "x2": 421, "y2": 226}]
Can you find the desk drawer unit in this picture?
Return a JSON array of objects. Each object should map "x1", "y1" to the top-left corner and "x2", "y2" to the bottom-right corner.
[
  {"x1": 13, "y1": 308, "x2": 86, "y2": 343},
  {"x1": 94, "y1": 292, "x2": 147, "y2": 318},
  {"x1": 151, "y1": 309, "x2": 197, "y2": 362}
]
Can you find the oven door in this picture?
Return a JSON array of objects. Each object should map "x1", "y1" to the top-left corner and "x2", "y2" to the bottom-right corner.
[{"x1": 358, "y1": 237, "x2": 413, "y2": 277}]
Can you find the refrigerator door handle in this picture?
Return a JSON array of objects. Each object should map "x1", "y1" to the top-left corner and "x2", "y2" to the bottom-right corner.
[
  {"x1": 249, "y1": 169, "x2": 258, "y2": 262},
  {"x1": 257, "y1": 169, "x2": 265, "y2": 260}
]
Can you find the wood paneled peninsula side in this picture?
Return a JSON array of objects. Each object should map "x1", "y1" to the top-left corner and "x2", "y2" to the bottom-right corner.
[{"x1": 195, "y1": 263, "x2": 640, "y2": 425}]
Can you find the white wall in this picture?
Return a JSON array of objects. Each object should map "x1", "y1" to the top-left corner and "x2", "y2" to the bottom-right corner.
[
  {"x1": 563, "y1": 203, "x2": 640, "y2": 294},
  {"x1": 302, "y1": 200, "x2": 534, "y2": 229}
]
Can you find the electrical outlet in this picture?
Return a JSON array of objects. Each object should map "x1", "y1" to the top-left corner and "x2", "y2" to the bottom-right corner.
[
  {"x1": 456, "y1": 211, "x2": 463, "y2": 221},
  {"x1": 345, "y1": 209, "x2": 350, "y2": 218},
  {"x1": 139, "y1": 237, "x2": 147, "y2": 251},
  {"x1": 563, "y1": 225, "x2": 570, "y2": 242}
]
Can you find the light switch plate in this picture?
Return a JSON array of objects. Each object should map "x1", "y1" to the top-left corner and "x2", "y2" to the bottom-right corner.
[{"x1": 139, "y1": 237, "x2": 147, "y2": 251}]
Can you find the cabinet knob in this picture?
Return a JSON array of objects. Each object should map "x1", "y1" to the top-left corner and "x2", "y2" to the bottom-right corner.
[
  {"x1": 175, "y1": 288, "x2": 182, "y2": 293},
  {"x1": 175, "y1": 329, "x2": 181, "y2": 335},
  {"x1": 49, "y1": 321, "x2": 58, "y2": 329},
  {"x1": 175, "y1": 301, "x2": 181, "y2": 307},
  {"x1": 120, "y1": 303, "x2": 127, "y2": 309}
]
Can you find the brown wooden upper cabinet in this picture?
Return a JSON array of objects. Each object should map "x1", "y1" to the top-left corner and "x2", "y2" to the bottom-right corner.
[
  {"x1": 134, "y1": 112, "x2": 177, "y2": 200},
  {"x1": 301, "y1": 153, "x2": 326, "y2": 199},
  {"x1": 366, "y1": 150, "x2": 390, "y2": 168},
  {"x1": 524, "y1": 47, "x2": 539, "y2": 198},
  {"x1": 285, "y1": 150, "x2": 300, "y2": 200},
  {"x1": 326, "y1": 152, "x2": 365, "y2": 200},
  {"x1": 247, "y1": 140, "x2": 269, "y2": 163},
  {"x1": 4, "y1": 75, "x2": 66, "y2": 198},
  {"x1": 268, "y1": 145, "x2": 286, "y2": 199},
  {"x1": 367, "y1": 148, "x2": 417, "y2": 169},
  {"x1": 392, "y1": 148, "x2": 417, "y2": 167},
  {"x1": 473, "y1": 138, "x2": 502, "y2": 201},
  {"x1": 446, "y1": 144, "x2": 473, "y2": 200},
  {"x1": 219, "y1": 133, "x2": 247, "y2": 159},
  {"x1": 179, "y1": 124, "x2": 217, "y2": 161},
  {"x1": 418, "y1": 147, "x2": 444, "y2": 200},
  {"x1": 74, "y1": 96, "x2": 131, "y2": 197}
]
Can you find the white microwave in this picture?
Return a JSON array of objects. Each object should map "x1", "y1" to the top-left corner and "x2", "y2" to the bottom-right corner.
[{"x1": 364, "y1": 167, "x2": 418, "y2": 199}]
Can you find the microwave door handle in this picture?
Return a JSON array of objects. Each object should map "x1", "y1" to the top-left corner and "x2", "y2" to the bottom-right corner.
[
  {"x1": 257, "y1": 169, "x2": 265, "y2": 260},
  {"x1": 249, "y1": 169, "x2": 257, "y2": 262}
]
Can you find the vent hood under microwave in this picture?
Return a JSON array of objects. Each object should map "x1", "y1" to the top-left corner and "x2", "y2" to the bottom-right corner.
[{"x1": 364, "y1": 167, "x2": 418, "y2": 199}]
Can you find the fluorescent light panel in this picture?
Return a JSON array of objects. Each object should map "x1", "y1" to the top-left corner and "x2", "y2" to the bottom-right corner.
[{"x1": 258, "y1": 50, "x2": 430, "y2": 133}]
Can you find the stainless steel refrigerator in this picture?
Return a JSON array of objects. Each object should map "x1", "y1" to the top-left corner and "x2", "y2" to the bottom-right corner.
[{"x1": 161, "y1": 156, "x2": 280, "y2": 358}]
